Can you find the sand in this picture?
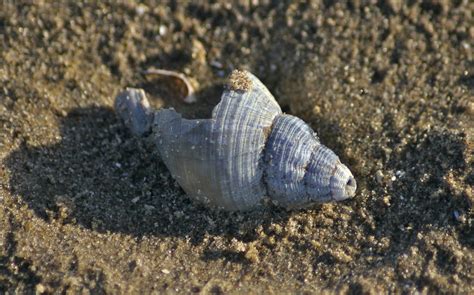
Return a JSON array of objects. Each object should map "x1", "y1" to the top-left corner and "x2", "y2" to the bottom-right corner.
[{"x1": 0, "y1": 1, "x2": 473, "y2": 294}]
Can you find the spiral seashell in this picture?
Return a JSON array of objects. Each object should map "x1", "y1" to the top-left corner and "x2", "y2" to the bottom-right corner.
[{"x1": 115, "y1": 70, "x2": 356, "y2": 211}]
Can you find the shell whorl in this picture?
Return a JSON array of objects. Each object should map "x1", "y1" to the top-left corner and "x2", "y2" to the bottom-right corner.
[
  {"x1": 152, "y1": 71, "x2": 282, "y2": 210},
  {"x1": 263, "y1": 114, "x2": 322, "y2": 207},
  {"x1": 263, "y1": 114, "x2": 356, "y2": 208}
]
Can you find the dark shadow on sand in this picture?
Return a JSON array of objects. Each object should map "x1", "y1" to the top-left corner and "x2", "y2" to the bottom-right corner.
[{"x1": 4, "y1": 87, "x2": 297, "y2": 252}]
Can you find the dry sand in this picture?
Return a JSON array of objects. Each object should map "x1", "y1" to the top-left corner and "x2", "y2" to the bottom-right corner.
[{"x1": 0, "y1": 1, "x2": 473, "y2": 294}]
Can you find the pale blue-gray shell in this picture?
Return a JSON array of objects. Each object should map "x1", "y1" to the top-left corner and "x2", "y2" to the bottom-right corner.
[{"x1": 115, "y1": 70, "x2": 356, "y2": 211}]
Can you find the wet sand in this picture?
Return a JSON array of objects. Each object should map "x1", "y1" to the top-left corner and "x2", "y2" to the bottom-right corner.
[{"x1": 0, "y1": 1, "x2": 473, "y2": 293}]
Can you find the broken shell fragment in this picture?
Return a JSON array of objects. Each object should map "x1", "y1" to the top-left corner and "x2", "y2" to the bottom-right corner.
[
  {"x1": 144, "y1": 68, "x2": 197, "y2": 104},
  {"x1": 115, "y1": 70, "x2": 356, "y2": 211}
]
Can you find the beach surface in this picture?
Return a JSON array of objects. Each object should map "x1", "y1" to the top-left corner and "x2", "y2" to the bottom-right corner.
[{"x1": 0, "y1": 1, "x2": 473, "y2": 293}]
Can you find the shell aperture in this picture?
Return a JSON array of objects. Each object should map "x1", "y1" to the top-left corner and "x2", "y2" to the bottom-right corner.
[{"x1": 115, "y1": 70, "x2": 356, "y2": 210}]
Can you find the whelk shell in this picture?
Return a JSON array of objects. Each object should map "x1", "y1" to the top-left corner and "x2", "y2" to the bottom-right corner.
[{"x1": 115, "y1": 70, "x2": 356, "y2": 211}]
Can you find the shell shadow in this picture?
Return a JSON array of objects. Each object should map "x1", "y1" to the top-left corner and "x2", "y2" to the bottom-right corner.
[{"x1": 4, "y1": 89, "x2": 294, "y2": 249}]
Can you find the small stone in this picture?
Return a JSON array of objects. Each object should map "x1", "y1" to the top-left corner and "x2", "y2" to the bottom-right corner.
[
  {"x1": 161, "y1": 269, "x2": 170, "y2": 274},
  {"x1": 59, "y1": 110, "x2": 68, "y2": 117},
  {"x1": 332, "y1": 249, "x2": 352, "y2": 263},
  {"x1": 174, "y1": 211, "x2": 185, "y2": 218},
  {"x1": 395, "y1": 170, "x2": 405, "y2": 178},
  {"x1": 310, "y1": 240, "x2": 322, "y2": 250},
  {"x1": 312, "y1": 105, "x2": 321, "y2": 114},
  {"x1": 387, "y1": 0, "x2": 402, "y2": 13},
  {"x1": 453, "y1": 210, "x2": 466, "y2": 223},
  {"x1": 466, "y1": 100, "x2": 474, "y2": 116},
  {"x1": 245, "y1": 244, "x2": 259, "y2": 263},
  {"x1": 210, "y1": 60, "x2": 223, "y2": 69},
  {"x1": 383, "y1": 195, "x2": 391, "y2": 206},
  {"x1": 36, "y1": 283, "x2": 46, "y2": 294},
  {"x1": 159, "y1": 25, "x2": 167, "y2": 36},
  {"x1": 191, "y1": 39, "x2": 207, "y2": 65},
  {"x1": 375, "y1": 170, "x2": 384, "y2": 185},
  {"x1": 231, "y1": 238, "x2": 246, "y2": 253},
  {"x1": 144, "y1": 204, "x2": 155, "y2": 210},
  {"x1": 135, "y1": 4, "x2": 148, "y2": 15},
  {"x1": 131, "y1": 197, "x2": 140, "y2": 203}
]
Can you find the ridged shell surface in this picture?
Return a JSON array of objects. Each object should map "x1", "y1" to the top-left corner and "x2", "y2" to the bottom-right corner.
[
  {"x1": 152, "y1": 72, "x2": 282, "y2": 210},
  {"x1": 115, "y1": 70, "x2": 356, "y2": 211},
  {"x1": 264, "y1": 114, "x2": 342, "y2": 208},
  {"x1": 264, "y1": 114, "x2": 319, "y2": 206}
]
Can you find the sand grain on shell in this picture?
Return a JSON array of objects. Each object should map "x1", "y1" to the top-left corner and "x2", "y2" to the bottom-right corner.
[{"x1": 228, "y1": 70, "x2": 252, "y2": 92}]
